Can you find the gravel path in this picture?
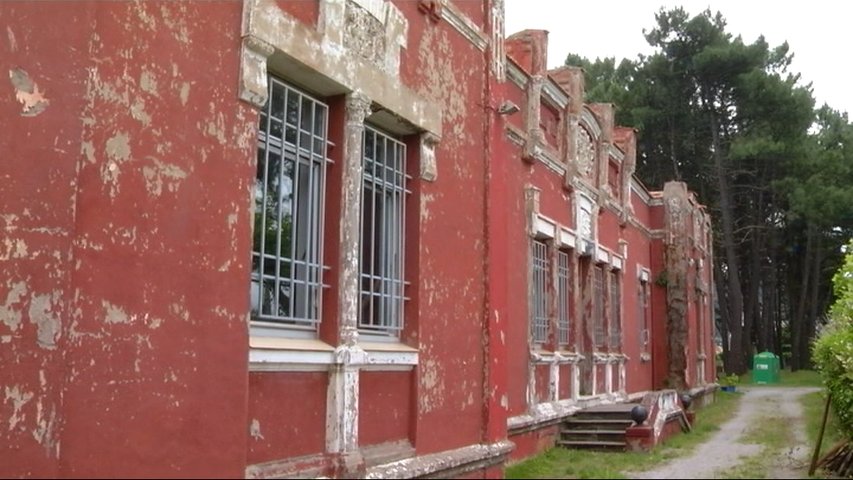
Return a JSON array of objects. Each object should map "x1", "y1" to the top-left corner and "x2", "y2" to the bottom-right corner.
[{"x1": 630, "y1": 386, "x2": 820, "y2": 479}]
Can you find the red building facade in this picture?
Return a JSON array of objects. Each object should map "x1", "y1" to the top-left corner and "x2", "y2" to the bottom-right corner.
[{"x1": 0, "y1": 1, "x2": 714, "y2": 478}]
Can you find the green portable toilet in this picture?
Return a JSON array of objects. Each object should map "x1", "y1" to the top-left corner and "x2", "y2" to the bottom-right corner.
[{"x1": 753, "y1": 351, "x2": 779, "y2": 384}]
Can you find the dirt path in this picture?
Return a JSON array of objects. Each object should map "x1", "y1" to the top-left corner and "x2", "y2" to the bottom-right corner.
[{"x1": 630, "y1": 386, "x2": 820, "y2": 479}]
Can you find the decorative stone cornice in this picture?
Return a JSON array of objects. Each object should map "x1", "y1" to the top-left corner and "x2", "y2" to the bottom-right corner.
[
  {"x1": 441, "y1": 1, "x2": 488, "y2": 51},
  {"x1": 238, "y1": 35, "x2": 276, "y2": 108},
  {"x1": 419, "y1": 132, "x2": 440, "y2": 182}
]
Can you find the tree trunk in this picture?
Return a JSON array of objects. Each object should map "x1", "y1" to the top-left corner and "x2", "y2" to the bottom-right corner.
[
  {"x1": 709, "y1": 109, "x2": 745, "y2": 374},
  {"x1": 714, "y1": 258, "x2": 731, "y2": 372},
  {"x1": 742, "y1": 229, "x2": 762, "y2": 366},
  {"x1": 791, "y1": 225, "x2": 814, "y2": 371},
  {"x1": 801, "y1": 233, "x2": 823, "y2": 369}
]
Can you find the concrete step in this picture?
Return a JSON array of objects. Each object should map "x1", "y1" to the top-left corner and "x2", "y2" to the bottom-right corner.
[
  {"x1": 561, "y1": 428, "x2": 626, "y2": 436},
  {"x1": 564, "y1": 418, "x2": 634, "y2": 430},
  {"x1": 561, "y1": 430, "x2": 625, "y2": 443},
  {"x1": 557, "y1": 439, "x2": 626, "y2": 450}
]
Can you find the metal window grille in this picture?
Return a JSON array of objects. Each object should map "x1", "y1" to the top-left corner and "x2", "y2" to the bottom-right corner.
[
  {"x1": 592, "y1": 266, "x2": 605, "y2": 348},
  {"x1": 531, "y1": 240, "x2": 549, "y2": 344},
  {"x1": 639, "y1": 280, "x2": 650, "y2": 350},
  {"x1": 610, "y1": 271, "x2": 621, "y2": 348},
  {"x1": 557, "y1": 251, "x2": 571, "y2": 346},
  {"x1": 250, "y1": 77, "x2": 329, "y2": 330},
  {"x1": 359, "y1": 127, "x2": 409, "y2": 335}
]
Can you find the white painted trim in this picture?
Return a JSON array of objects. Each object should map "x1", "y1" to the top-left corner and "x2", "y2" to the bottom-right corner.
[
  {"x1": 558, "y1": 227, "x2": 576, "y2": 249},
  {"x1": 441, "y1": 2, "x2": 489, "y2": 51},
  {"x1": 249, "y1": 348, "x2": 335, "y2": 367},
  {"x1": 365, "y1": 440, "x2": 514, "y2": 479},
  {"x1": 365, "y1": 350, "x2": 418, "y2": 366},
  {"x1": 246, "y1": 452, "x2": 327, "y2": 479},
  {"x1": 249, "y1": 363, "x2": 329, "y2": 373},
  {"x1": 580, "y1": 108, "x2": 602, "y2": 138},
  {"x1": 535, "y1": 216, "x2": 557, "y2": 239},
  {"x1": 242, "y1": 0, "x2": 441, "y2": 135},
  {"x1": 506, "y1": 59, "x2": 528, "y2": 89},
  {"x1": 611, "y1": 255, "x2": 624, "y2": 271},
  {"x1": 609, "y1": 145, "x2": 625, "y2": 162},
  {"x1": 543, "y1": 79, "x2": 569, "y2": 110},
  {"x1": 361, "y1": 364, "x2": 414, "y2": 372},
  {"x1": 596, "y1": 247, "x2": 609, "y2": 264},
  {"x1": 248, "y1": 339, "x2": 418, "y2": 371},
  {"x1": 638, "y1": 267, "x2": 651, "y2": 282}
]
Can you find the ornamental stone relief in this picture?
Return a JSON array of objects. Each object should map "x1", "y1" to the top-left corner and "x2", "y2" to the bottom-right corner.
[
  {"x1": 345, "y1": 0, "x2": 387, "y2": 67},
  {"x1": 578, "y1": 194, "x2": 594, "y2": 241},
  {"x1": 576, "y1": 127, "x2": 596, "y2": 178}
]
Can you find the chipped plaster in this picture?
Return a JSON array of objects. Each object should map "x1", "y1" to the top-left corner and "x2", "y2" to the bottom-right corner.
[
  {"x1": 102, "y1": 301, "x2": 130, "y2": 324},
  {"x1": 4, "y1": 385, "x2": 34, "y2": 431},
  {"x1": 28, "y1": 293, "x2": 60, "y2": 349},
  {"x1": 250, "y1": 419, "x2": 265, "y2": 440},
  {"x1": 9, "y1": 68, "x2": 49, "y2": 116},
  {"x1": 142, "y1": 158, "x2": 187, "y2": 196},
  {"x1": 1, "y1": 282, "x2": 29, "y2": 332}
]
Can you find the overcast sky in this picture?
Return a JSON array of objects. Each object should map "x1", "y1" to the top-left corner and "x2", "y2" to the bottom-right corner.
[{"x1": 504, "y1": 0, "x2": 852, "y2": 116}]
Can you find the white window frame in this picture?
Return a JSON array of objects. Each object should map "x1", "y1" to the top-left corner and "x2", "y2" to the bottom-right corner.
[
  {"x1": 531, "y1": 240, "x2": 550, "y2": 345},
  {"x1": 557, "y1": 250, "x2": 571, "y2": 347},
  {"x1": 609, "y1": 270, "x2": 622, "y2": 349},
  {"x1": 358, "y1": 126, "x2": 409, "y2": 338},
  {"x1": 592, "y1": 263, "x2": 606, "y2": 349},
  {"x1": 638, "y1": 269, "x2": 651, "y2": 355},
  {"x1": 250, "y1": 76, "x2": 330, "y2": 337}
]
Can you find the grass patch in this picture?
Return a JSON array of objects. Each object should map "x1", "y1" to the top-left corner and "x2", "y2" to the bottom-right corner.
[
  {"x1": 719, "y1": 454, "x2": 769, "y2": 479},
  {"x1": 802, "y1": 390, "x2": 844, "y2": 460},
  {"x1": 505, "y1": 391, "x2": 743, "y2": 479},
  {"x1": 739, "y1": 369, "x2": 824, "y2": 387},
  {"x1": 712, "y1": 407, "x2": 792, "y2": 479}
]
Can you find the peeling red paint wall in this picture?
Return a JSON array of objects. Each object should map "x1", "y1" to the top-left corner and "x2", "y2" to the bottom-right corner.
[
  {"x1": 359, "y1": 371, "x2": 413, "y2": 447},
  {"x1": 396, "y1": 0, "x2": 489, "y2": 456},
  {"x1": 2, "y1": 1, "x2": 252, "y2": 477},
  {"x1": 2, "y1": 0, "x2": 715, "y2": 476},
  {"x1": 507, "y1": 425, "x2": 558, "y2": 462},
  {"x1": 0, "y1": 2, "x2": 89, "y2": 475},
  {"x1": 248, "y1": 372, "x2": 327, "y2": 464}
]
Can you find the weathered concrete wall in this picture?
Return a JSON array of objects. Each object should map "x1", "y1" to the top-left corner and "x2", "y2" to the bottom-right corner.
[{"x1": 1, "y1": 1, "x2": 254, "y2": 477}]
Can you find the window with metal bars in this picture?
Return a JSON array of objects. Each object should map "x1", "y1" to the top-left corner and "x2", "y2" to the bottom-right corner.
[
  {"x1": 359, "y1": 126, "x2": 409, "y2": 336},
  {"x1": 557, "y1": 250, "x2": 571, "y2": 347},
  {"x1": 250, "y1": 77, "x2": 329, "y2": 333},
  {"x1": 592, "y1": 265, "x2": 606, "y2": 348},
  {"x1": 609, "y1": 270, "x2": 621, "y2": 348},
  {"x1": 531, "y1": 240, "x2": 549, "y2": 344},
  {"x1": 639, "y1": 279, "x2": 650, "y2": 351}
]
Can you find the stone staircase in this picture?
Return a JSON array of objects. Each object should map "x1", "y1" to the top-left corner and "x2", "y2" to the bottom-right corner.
[{"x1": 557, "y1": 403, "x2": 639, "y2": 451}]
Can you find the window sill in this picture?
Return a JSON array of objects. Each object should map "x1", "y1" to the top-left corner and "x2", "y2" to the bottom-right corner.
[
  {"x1": 361, "y1": 341, "x2": 418, "y2": 370},
  {"x1": 249, "y1": 337, "x2": 336, "y2": 371},
  {"x1": 248, "y1": 337, "x2": 418, "y2": 372}
]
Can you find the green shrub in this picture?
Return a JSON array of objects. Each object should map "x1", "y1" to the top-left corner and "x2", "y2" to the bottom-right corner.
[
  {"x1": 718, "y1": 373, "x2": 740, "y2": 387},
  {"x1": 812, "y1": 240, "x2": 853, "y2": 439}
]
